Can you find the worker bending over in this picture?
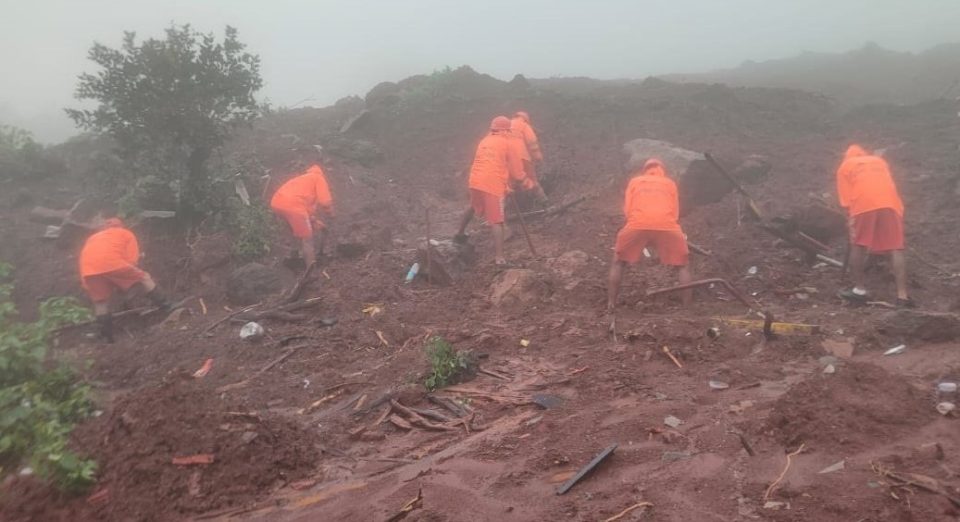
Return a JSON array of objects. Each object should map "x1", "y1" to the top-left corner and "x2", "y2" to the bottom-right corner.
[
  {"x1": 608, "y1": 158, "x2": 692, "y2": 309},
  {"x1": 270, "y1": 146, "x2": 334, "y2": 268},
  {"x1": 836, "y1": 144, "x2": 913, "y2": 307},
  {"x1": 511, "y1": 111, "x2": 547, "y2": 202},
  {"x1": 455, "y1": 116, "x2": 532, "y2": 265},
  {"x1": 79, "y1": 216, "x2": 169, "y2": 343}
]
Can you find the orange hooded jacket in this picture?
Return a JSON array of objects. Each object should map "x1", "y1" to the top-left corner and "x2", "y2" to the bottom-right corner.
[
  {"x1": 836, "y1": 145, "x2": 903, "y2": 217},
  {"x1": 623, "y1": 161, "x2": 681, "y2": 232},
  {"x1": 510, "y1": 116, "x2": 543, "y2": 162},
  {"x1": 270, "y1": 165, "x2": 333, "y2": 215},
  {"x1": 79, "y1": 219, "x2": 140, "y2": 277},
  {"x1": 468, "y1": 132, "x2": 526, "y2": 197}
]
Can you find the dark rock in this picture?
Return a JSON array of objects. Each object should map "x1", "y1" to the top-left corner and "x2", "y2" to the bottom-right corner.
[
  {"x1": 877, "y1": 310, "x2": 960, "y2": 342},
  {"x1": 226, "y1": 263, "x2": 282, "y2": 306}
]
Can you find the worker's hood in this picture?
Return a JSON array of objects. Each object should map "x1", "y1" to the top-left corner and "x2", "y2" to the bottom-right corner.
[
  {"x1": 103, "y1": 217, "x2": 124, "y2": 228},
  {"x1": 844, "y1": 144, "x2": 869, "y2": 159},
  {"x1": 643, "y1": 158, "x2": 667, "y2": 177}
]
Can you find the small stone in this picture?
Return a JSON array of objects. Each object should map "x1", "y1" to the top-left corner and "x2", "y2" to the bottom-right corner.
[
  {"x1": 818, "y1": 355, "x2": 838, "y2": 367},
  {"x1": 240, "y1": 431, "x2": 259, "y2": 444},
  {"x1": 818, "y1": 460, "x2": 845, "y2": 474},
  {"x1": 661, "y1": 451, "x2": 692, "y2": 462},
  {"x1": 664, "y1": 415, "x2": 683, "y2": 428},
  {"x1": 823, "y1": 364, "x2": 836, "y2": 374},
  {"x1": 763, "y1": 501, "x2": 788, "y2": 510},
  {"x1": 884, "y1": 344, "x2": 906, "y2": 356},
  {"x1": 747, "y1": 266, "x2": 758, "y2": 275},
  {"x1": 708, "y1": 380, "x2": 730, "y2": 390},
  {"x1": 936, "y1": 402, "x2": 956, "y2": 416}
]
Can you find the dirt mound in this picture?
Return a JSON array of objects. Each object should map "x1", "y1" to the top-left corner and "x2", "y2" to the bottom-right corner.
[
  {"x1": 2, "y1": 378, "x2": 320, "y2": 522},
  {"x1": 763, "y1": 362, "x2": 933, "y2": 450}
]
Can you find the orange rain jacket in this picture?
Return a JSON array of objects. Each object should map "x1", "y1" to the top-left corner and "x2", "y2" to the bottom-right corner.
[
  {"x1": 468, "y1": 132, "x2": 526, "y2": 197},
  {"x1": 623, "y1": 163, "x2": 681, "y2": 232},
  {"x1": 270, "y1": 165, "x2": 333, "y2": 215},
  {"x1": 836, "y1": 145, "x2": 904, "y2": 217},
  {"x1": 79, "y1": 220, "x2": 140, "y2": 277},
  {"x1": 510, "y1": 116, "x2": 543, "y2": 162}
]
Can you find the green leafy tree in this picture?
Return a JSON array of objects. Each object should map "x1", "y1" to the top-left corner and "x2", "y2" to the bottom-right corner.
[
  {"x1": 0, "y1": 125, "x2": 47, "y2": 181},
  {"x1": 66, "y1": 25, "x2": 263, "y2": 219}
]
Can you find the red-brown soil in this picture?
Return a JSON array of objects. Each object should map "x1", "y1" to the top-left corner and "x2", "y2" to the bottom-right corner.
[{"x1": 2, "y1": 67, "x2": 960, "y2": 521}]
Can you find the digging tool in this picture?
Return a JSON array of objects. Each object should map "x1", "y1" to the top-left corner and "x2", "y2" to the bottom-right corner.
[
  {"x1": 645, "y1": 278, "x2": 758, "y2": 311},
  {"x1": 508, "y1": 193, "x2": 538, "y2": 257},
  {"x1": 704, "y1": 153, "x2": 763, "y2": 220}
]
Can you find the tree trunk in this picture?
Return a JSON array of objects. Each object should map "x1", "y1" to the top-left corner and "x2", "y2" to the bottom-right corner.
[{"x1": 180, "y1": 146, "x2": 212, "y2": 222}]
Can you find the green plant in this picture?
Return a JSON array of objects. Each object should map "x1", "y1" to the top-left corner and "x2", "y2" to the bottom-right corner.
[
  {"x1": 424, "y1": 336, "x2": 469, "y2": 391},
  {"x1": 227, "y1": 199, "x2": 274, "y2": 261},
  {"x1": 67, "y1": 25, "x2": 264, "y2": 220},
  {"x1": 0, "y1": 263, "x2": 97, "y2": 492}
]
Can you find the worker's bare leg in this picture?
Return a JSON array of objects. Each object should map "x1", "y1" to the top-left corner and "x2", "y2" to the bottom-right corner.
[
  {"x1": 491, "y1": 223, "x2": 506, "y2": 264},
  {"x1": 138, "y1": 273, "x2": 171, "y2": 310},
  {"x1": 93, "y1": 301, "x2": 114, "y2": 343},
  {"x1": 607, "y1": 256, "x2": 625, "y2": 310},
  {"x1": 849, "y1": 244, "x2": 868, "y2": 292},
  {"x1": 301, "y1": 236, "x2": 317, "y2": 268},
  {"x1": 890, "y1": 249, "x2": 908, "y2": 300},
  {"x1": 456, "y1": 207, "x2": 475, "y2": 237},
  {"x1": 677, "y1": 265, "x2": 693, "y2": 306},
  {"x1": 316, "y1": 228, "x2": 327, "y2": 258}
]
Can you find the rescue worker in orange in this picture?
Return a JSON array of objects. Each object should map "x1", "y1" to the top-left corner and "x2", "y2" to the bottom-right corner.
[
  {"x1": 270, "y1": 146, "x2": 334, "y2": 268},
  {"x1": 510, "y1": 111, "x2": 547, "y2": 202},
  {"x1": 455, "y1": 116, "x2": 532, "y2": 265},
  {"x1": 607, "y1": 158, "x2": 692, "y2": 309},
  {"x1": 836, "y1": 144, "x2": 913, "y2": 307},
  {"x1": 79, "y1": 216, "x2": 169, "y2": 343}
]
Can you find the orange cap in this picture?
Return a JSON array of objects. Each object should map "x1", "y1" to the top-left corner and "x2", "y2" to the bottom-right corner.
[
  {"x1": 490, "y1": 116, "x2": 511, "y2": 131},
  {"x1": 514, "y1": 111, "x2": 530, "y2": 123}
]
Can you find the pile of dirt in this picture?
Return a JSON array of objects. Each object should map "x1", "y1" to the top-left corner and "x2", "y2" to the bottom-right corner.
[
  {"x1": 762, "y1": 362, "x2": 934, "y2": 450},
  {"x1": 2, "y1": 378, "x2": 320, "y2": 522}
]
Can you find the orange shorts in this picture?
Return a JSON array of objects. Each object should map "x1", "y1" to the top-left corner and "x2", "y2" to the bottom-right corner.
[
  {"x1": 82, "y1": 266, "x2": 147, "y2": 303},
  {"x1": 851, "y1": 208, "x2": 903, "y2": 253},
  {"x1": 470, "y1": 189, "x2": 505, "y2": 225},
  {"x1": 614, "y1": 228, "x2": 689, "y2": 266},
  {"x1": 272, "y1": 204, "x2": 320, "y2": 239}
]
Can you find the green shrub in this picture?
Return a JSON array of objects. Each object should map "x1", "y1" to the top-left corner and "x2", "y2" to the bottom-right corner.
[
  {"x1": 0, "y1": 263, "x2": 97, "y2": 493},
  {"x1": 424, "y1": 336, "x2": 470, "y2": 391},
  {"x1": 227, "y1": 200, "x2": 275, "y2": 261}
]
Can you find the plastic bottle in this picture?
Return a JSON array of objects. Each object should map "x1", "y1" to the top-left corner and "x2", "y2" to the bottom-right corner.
[{"x1": 404, "y1": 262, "x2": 420, "y2": 284}]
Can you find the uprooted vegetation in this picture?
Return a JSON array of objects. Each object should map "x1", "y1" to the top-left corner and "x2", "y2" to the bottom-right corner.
[{"x1": 0, "y1": 263, "x2": 96, "y2": 493}]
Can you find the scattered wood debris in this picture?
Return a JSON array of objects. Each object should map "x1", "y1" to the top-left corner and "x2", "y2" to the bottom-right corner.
[
  {"x1": 385, "y1": 487, "x2": 423, "y2": 522},
  {"x1": 556, "y1": 444, "x2": 618, "y2": 495},
  {"x1": 603, "y1": 501, "x2": 653, "y2": 522}
]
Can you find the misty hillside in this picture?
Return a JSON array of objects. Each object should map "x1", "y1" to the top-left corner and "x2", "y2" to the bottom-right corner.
[{"x1": 661, "y1": 42, "x2": 960, "y2": 106}]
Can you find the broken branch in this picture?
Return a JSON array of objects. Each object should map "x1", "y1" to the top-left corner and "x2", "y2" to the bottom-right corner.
[
  {"x1": 764, "y1": 443, "x2": 805, "y2": 500},
  {"x1": 603, "y1": 502, "x2": 654, "y2": 522}
]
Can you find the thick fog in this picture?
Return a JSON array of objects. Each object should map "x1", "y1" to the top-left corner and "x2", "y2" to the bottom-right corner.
[{"x1": 2, "y1": 0, "x2": 958, "y2": 143}]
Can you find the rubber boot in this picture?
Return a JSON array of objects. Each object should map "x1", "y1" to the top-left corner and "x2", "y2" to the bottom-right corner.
[
  {"x1": 96, "y1": 315, "x2": 115, "y2": 344},
  {"x1": 146, "y1": 288, "x2": 171, "y2": 312}
]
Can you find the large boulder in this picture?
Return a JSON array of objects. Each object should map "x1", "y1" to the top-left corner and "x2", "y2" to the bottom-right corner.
[
  {"x1": 226, "y1": 263, "x2": 283, "y2": 306},
  {"x1": 490, "y1": 269, "x2": 550, "y2": 307},
  {"x1": 622, "y1": 139, "x2": 764, "y2": 214},
  {"x1": 876, "y1": 310, "x2": 960, "y2": 343},
  {"x1": 547, "y1": 250, "x2": 589, "y2": 290}
]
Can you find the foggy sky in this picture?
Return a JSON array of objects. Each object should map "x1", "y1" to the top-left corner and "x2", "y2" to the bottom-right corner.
[{"x1": 3, "y1": 0, "x2": 959, "y2": 143}]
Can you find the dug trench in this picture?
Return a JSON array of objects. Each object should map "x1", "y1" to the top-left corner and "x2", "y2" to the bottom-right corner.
[{"x1": 3, "y1": 70, "x2": 960, "y2": 521}]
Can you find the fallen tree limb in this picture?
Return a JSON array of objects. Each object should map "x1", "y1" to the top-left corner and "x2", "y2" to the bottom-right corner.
[
  {"x1": 201, "y1": 303, "x2": 261, "y2": 337},
  {"x1": 764, "y1": 443, "x2": 805, "y2": 500},
  {"x1": 233, "y1": 296, "x2": 324, "y2": 322},
  {"x1": 505, "y1": 195, "x2": 587, "y2": 224},
  {"x1": 284, "y1": 263, "x2": 317, "y2": 303},
  {"x1": 603, "y1": 502, "x2": 653, "y2": 522},
  {"x1": 390, "y1": 399, "x2": 460, "y2": 431},
  {"x1": 873, "y1": 462, "x2": 960, "y2": 508},
  {"x1": 216, "y1": 342, "x2": 315, "y2": 393}
]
